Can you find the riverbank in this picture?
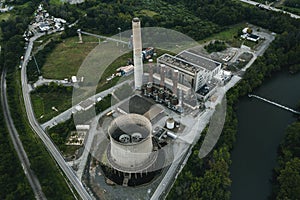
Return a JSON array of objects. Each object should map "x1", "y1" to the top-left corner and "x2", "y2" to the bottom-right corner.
[
  {"x1": 167, "y1": 22, "x2": 300, "y2": 198},
  {"x1": 270, "y1": 119, "x2": 300, "y2": 199},
  {"x1": 230, "y1": 71, "x2": 300, "y2": 200}
]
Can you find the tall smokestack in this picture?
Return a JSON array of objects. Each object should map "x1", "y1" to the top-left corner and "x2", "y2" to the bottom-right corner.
[
  {"x1": 160, "y1": 64, "x2": 166, "y2": 88},
  {"x1": 132, "y1": 18, "x2": 143, "y2": 90},
  {"x1": 148, "y1": 59, "x2": 153, "y2": 83},
  {"x1": 172, "y1": 70, "x2": 178, "y2": 95}
]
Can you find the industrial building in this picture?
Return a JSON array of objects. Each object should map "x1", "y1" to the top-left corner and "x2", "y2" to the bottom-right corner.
[
  {"x1": 116, "y1": 65, "x2": 134, "y2": 76},
  {"x1": 241, "y1": 27, "x2": 260, "y2": 42},
  {"x1": 157, "y1": 50, "x2": 222, "y2": 92},
  {"x1": 100, "y1": 17, "x2": 222, "y2": 187}
]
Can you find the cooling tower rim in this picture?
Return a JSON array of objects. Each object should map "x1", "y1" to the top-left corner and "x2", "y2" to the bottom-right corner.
[{"x1": 108, "y1": 114, "x2": 152, "y2": 145}]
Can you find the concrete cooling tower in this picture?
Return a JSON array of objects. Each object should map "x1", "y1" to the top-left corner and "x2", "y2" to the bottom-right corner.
[{"x1": 107, "y1": 114, "x2": 158, "y2": 175}]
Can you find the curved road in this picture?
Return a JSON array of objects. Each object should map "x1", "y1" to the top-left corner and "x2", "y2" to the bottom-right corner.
[
  {"x1": 1, "y1": 68, "x2": 46, "y2": 200},
  {"x1": 239, "y1": 0, "x2": 300, "y2": 19},
  {"x1": 21, "y1": 34, "x2": 92, "y2": 200}
]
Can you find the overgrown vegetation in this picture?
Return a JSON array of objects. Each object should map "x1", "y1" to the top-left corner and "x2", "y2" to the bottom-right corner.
[
  {"x1": 0, "y1": 74, "x2": 34, "y2": 200},
  {"x1": 0, "y1": 5, "x2": 35, "y2": 199},
  {"x1": 204, "y1": 40, "x2": 227, "y2": 53},
  {"x1": 30, "y1": 83, "x2": 73, "y2": 123},
  {"x1": 0, "y1": 1, "x2": 76, "y2": 199},
  {"x1": 47, "y1": 94, "x2": 112, "y2": 156},
  {"x1": 270, "y1": 121, "x2": 300, "y2": 199},
  {"x1": 48, "y1": 116, "x2": 76, "y2": 156},
  {"x1": 6, "y1": 70, "x2": 75, "y2": 199},
  {"x1": 27, "y1": 39, "x2": 59, "y2": 82}
]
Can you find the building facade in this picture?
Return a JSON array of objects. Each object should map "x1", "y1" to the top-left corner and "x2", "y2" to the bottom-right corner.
[{"x1": 157, "y1": 50, "x2": 221, "y2": 92}]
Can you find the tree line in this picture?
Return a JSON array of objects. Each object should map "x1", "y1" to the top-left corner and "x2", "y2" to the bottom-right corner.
[
  {"x1": 0, "y1": 1, "x2": 76, "y2": 199},
  {"x1": 270, "y1": 120, "x2": 300, "y2": 199},
  {"x1": 0, "y1": 1, "x2": 39, "y2": 199}
]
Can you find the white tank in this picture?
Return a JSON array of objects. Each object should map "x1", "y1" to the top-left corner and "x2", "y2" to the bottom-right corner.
[{"x1": 166, "y1": 117, "x2": 175, "y2": 129}]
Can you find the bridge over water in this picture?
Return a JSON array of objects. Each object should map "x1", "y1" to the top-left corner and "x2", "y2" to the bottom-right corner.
[{"x1": 248, "y1": 94, "x2": 300, "y2": 115}]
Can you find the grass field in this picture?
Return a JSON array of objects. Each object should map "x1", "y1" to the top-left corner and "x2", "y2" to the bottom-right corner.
[
  {"x1": 135, "y1": 9, "x2": 159, "y2": 17},
  {"x1": 198, "y1": 23, "x2": 247, "y2": 47},
  {"x1": 31, "y1": 86, "x2": 73, "y2": 123},
  {"x1": 42, "y1": 36, "x2": 98, "y2": 79}
]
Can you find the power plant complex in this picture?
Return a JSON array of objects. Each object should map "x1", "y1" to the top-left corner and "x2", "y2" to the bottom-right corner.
[{"x1": 98, "y1": 17, "x2": 229, "y2": 188}]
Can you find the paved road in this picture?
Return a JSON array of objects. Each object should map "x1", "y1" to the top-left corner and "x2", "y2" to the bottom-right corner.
[
  {"x1": 239, "y1": 0, "x2": 300, "y2": 19},
  {"x1": 21, "y1": 34, "x2": 93, "y2": 200},
  {"x1": 41, "y1": 80, "x2": 131, "y2": 130},
  {"x1": 1, "y1": 68, "x2": 46, "y2": 200}
]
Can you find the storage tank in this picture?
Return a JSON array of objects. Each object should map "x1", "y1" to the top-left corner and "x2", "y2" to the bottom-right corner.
[
  {"x1": 166, "y1": 131, "x2": 178, "y2": 139},
  {"x1": 166, "y1": 118, "x2": 175, "y2": 130}
]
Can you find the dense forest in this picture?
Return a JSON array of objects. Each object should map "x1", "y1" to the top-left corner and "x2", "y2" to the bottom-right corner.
[
  {"x1": 0, "y1": 1, "x2": 42, "y2": 198},
  {"x1": 270, "y1": 120, "x2": 300, "y2": 199},
  {"x1": 0, "y1": 1, "x2": 76, "y2": 199},
  {"x1": 0, "y1": 77, "x2": 34, "y2": 199}
]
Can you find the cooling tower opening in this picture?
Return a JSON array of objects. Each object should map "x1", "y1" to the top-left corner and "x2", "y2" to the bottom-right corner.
[{"x1": 108, "y1": 113, "x2": 151, "y2": 145}]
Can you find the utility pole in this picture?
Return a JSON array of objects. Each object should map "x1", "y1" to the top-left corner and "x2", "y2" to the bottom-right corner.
[
  {"x1": 32, "y1": 55, "x2": 41, "y2": 75},
  {"x1": 118, "y1": 27, "x2": 121, "y2": 46}
]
